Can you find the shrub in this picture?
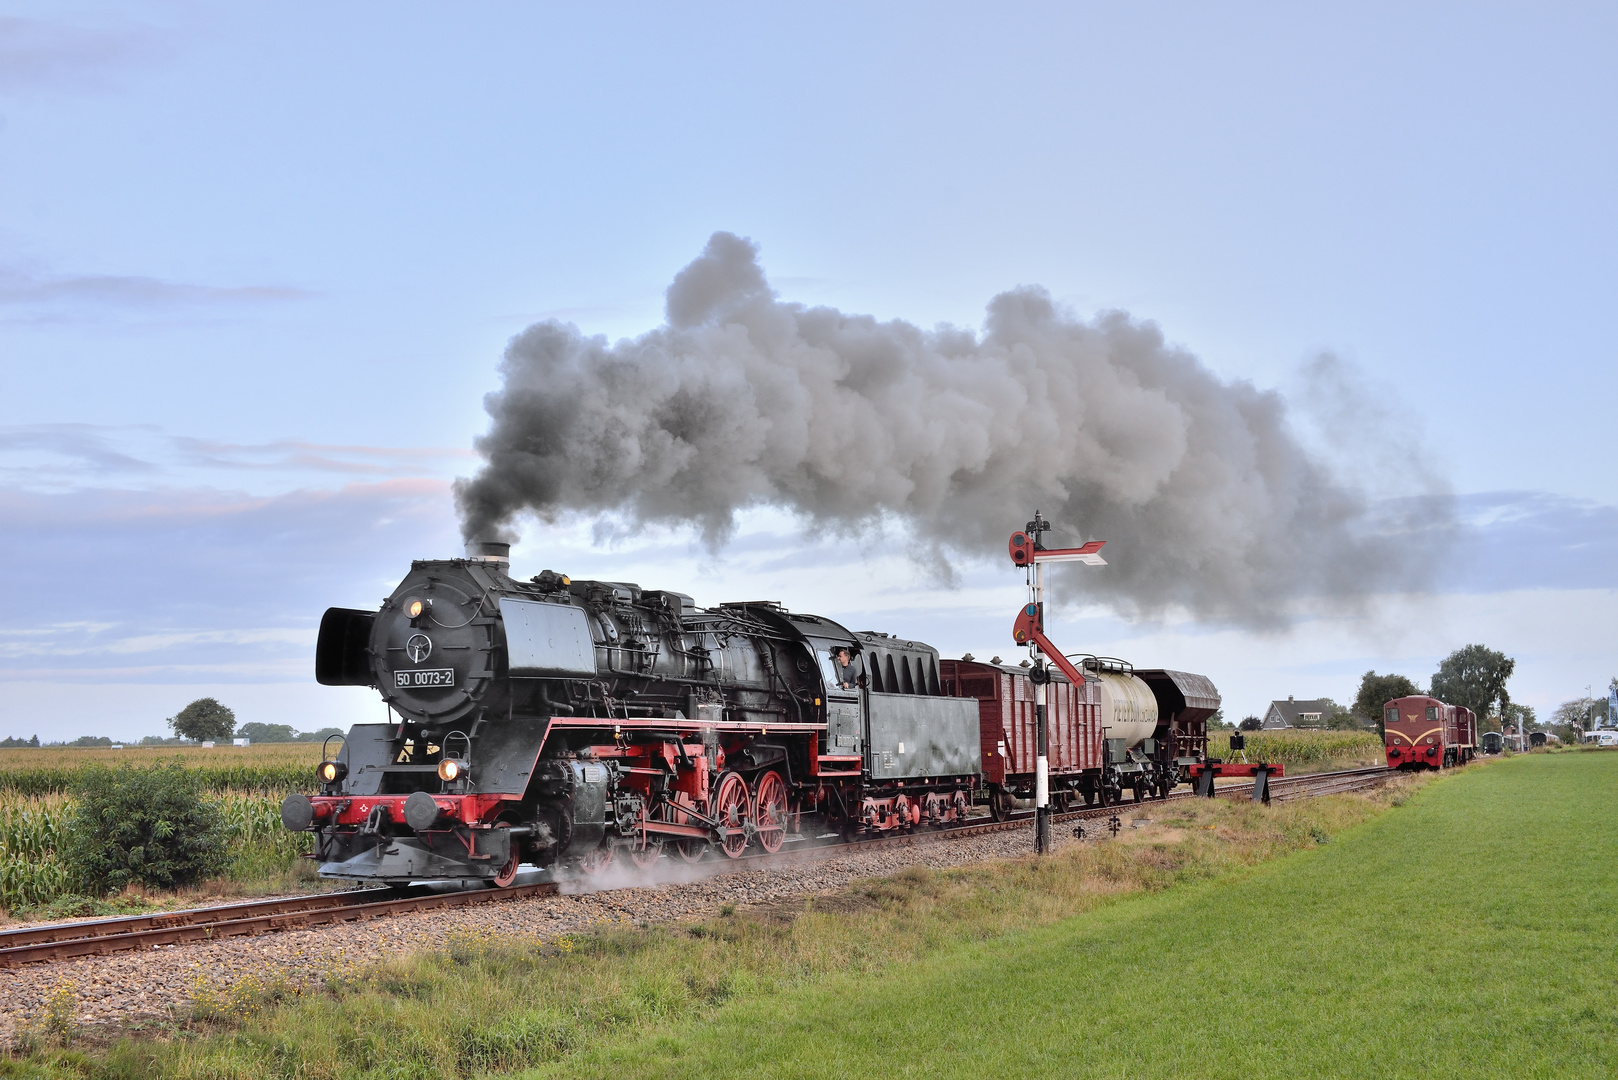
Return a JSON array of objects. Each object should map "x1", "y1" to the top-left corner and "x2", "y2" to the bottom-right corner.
[{"x1": 62, "y1": 761, "x2": 229, "y2": 894}]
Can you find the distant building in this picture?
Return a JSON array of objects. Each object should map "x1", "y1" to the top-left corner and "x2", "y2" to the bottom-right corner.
[{"x1": 1262, "y1": 696, "x2": 1330, "y2": 729}]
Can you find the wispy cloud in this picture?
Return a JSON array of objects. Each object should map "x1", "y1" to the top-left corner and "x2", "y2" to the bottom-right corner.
[
  {"x1": 0, "y1": 477, "x2": 459, "y2": 683},
  {"x1": 0, "y1": 265, "x2": 311, "y2": 320},
  {"x1": 1440, "y1": 491, "x2": 1618, "y2": 592},
  {"x1": 0, "y1": 424, "x2": 469, "y2": 494},
  {"x1": 0, "y1": 16, "x2": 169, "y2": 93},
  {"x1": 169, "y1": 436, "x2": 476, "y2": 477},
  {"x1": 0, "y1": 424, "x2": 159, "y2": 479}
]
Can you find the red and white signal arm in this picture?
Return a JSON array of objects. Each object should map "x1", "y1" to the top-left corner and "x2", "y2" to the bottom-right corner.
[{"x1": 1008, "y1": 533, "x2": 1107, "y2": 567}]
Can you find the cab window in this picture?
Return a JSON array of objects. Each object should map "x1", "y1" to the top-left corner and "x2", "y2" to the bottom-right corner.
[
  {"x1": 822, "y1": 647, "x2": 862, "y2": 693},
  {"x1": 1385, "y1": 707, "x2": 1399, "y2": 727},
  {"x1": 1426, "y1": 706, "x2": 1439, "y2": 722}
]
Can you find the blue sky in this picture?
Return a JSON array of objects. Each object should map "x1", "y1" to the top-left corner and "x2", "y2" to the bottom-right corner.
[{"x1": 1, "y1": 2, "x2": 1613, "y2": 739}]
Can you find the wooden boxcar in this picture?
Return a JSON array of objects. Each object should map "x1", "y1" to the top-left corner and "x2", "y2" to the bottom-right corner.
[{"x1": 940, "y1": 659, "x2": 1100, "y2": 813}]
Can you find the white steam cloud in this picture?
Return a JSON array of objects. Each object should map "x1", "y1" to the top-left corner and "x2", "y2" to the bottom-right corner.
[{"x1": 455, "y1": 233, "x2": 1451, "y2": 626}]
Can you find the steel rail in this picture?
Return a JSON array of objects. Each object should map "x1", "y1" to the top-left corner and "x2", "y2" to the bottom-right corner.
[
  {"x1": 0, "y1": 883, "x2": 558, "y2": 968},
  {"x1": 0, "y1": 765, "x2": 1389, "y2": 968}
]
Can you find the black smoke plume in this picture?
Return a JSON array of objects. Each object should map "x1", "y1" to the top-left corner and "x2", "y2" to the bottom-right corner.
[{"x1": 456, "y1": 232, "x2": 1450, "y2": 625}]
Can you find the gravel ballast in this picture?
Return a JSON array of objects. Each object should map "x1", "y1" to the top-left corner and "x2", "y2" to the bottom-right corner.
[{"x1": 1, "y1": 819, "x2": 1089, "y2": 1044}]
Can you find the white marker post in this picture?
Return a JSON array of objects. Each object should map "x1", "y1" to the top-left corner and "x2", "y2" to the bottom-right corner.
[{"x1": 1032, "y1": 557, "x2": 1051, "y2": 853}]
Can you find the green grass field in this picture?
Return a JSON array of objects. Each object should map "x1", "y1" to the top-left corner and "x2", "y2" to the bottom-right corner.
[{"x1": 533, "y1": 752, "x2": 1615, "y2": 1079}]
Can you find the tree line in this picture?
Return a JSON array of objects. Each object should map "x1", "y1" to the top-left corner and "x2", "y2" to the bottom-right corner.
[
  {"x1": 1235, "y1": 644, "x2": 1517, "y2": 734},
  {"x1": 1232, "y1": 644, "x2": 1612, "y2": 744},
  {"x1": 0, "y1": 698, "x2": 343, "y2": 748}
]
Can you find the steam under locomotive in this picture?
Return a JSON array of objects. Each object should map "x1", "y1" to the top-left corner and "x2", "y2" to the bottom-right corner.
[{"x1": 281, "y1": 541, "x2": 1220, "y2": 886}]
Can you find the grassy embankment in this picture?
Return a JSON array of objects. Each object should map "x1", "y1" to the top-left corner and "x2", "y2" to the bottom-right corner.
[
  {"x1": 0, "y1": 745, "x2": 324, "y2": 919},
  {"x1": 545, "y1": 750, "x2": 1615, "y2": 1079},
  {"x1": 10, "y1": 751, "x2": 1608, "y2": 1078}
]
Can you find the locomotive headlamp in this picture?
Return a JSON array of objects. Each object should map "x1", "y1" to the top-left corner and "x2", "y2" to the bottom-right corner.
[
  {"x1": 316, "y1": 760, "x2": 347, "y2": 785},
  {"x1": 437, "y1": 758, "x2": 467, "y2": 782},
  {"x1": 403, "y1": 596, "x2": 431, "y2": 625}
]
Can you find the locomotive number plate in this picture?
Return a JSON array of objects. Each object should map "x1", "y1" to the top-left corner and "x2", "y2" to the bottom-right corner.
[{"x1": 395, "y1": 668, "x2": 455, "y2": 689}]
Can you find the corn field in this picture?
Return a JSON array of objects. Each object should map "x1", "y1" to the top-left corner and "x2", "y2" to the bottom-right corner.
[
  {"x1": 1207, "y1": 729, "x2": 1382, "y2": 767},
  {"x1": 0, "y1": 797, "x2": 77, "y2": 910},
  {"x1": 0, "y1": 791, "x2": 313, "y2": 915},
  {"x1": 0, "y1": 744, "x2": 325, "y2": 797},
  {"x1": 0, "y1": 762, "x2": 316, "y2": 797}
]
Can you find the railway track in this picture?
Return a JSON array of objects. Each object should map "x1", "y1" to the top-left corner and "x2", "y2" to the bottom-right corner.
[{"x1": 0, "y1": 765, "x2": 1388, "y2": 968}]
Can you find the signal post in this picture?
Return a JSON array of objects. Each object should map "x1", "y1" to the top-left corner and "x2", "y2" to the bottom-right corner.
[{"x1": 1009, "y1": 512, "x2": 1107, "y2": 855}]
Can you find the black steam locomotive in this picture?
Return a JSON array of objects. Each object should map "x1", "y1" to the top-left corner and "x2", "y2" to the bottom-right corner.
[
  {"x1": 282, "y1": 541, "x2": 983, "y2": 885},
  {"x1": 282, "y1": 541, "x2": 1219, "y2": 886}
]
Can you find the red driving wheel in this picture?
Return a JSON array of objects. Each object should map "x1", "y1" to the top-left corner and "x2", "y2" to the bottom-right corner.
[
  {"x1": 666, "y1": 793, "x2": 707, "y2": 863},
  {"x1": 753, "y1": 770, "x2": 788, "y2": 854},
  {"x1": 714, "y1": 772, "x2": 751, "y2": 858},
  {"x1": 490, "y1": 826, "x2": 519, "y2": 888}
]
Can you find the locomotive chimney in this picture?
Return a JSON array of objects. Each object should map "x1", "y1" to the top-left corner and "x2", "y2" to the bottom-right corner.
[{"x1": 465, "y1": 540, "x2": 511, "y2": 569}]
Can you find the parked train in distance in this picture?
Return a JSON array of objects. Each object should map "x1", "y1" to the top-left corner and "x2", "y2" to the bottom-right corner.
[
  {"x1": 1383, "y1": 695, "x2": 1477, "y2": 769},
  {"x1": 281, "y1": 541, "x2": 1222, "y2": 886}
]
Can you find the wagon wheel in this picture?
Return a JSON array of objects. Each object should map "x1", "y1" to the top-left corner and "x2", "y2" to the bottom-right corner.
[
  {"x1": 859, "y1": 797, "x2": 882, "y2": 832},
  {"x1": 577, "y1": 845, "x2": 615, "y2": 875},
  {"x1": 628, "y1": 833, "x2": 664, "y2": 869},
  {"x1": 490, "y1": 827, "x2": 520, "y2": 888},
  {"x1": 950, "y1": 789, "x2": 969, "y2": 822},
  {"x1": 665, "y1": 793, "x2": 707, "y2": 863},
  {"x1": 893, "y1": 793, "x2": 913, "y2": 830},
  {"x1": 714, "y1": 772, "x2": 751, "y2": 858},
  {"x1": 1132, "y1": 781, "x2": 1146, "y2": 804},
  {"x1": 752, "y1": 770, "x2": 788, "y2": 853},
  {"x1": 923, "y1": 791, "x2": 944, "y2": 827}
]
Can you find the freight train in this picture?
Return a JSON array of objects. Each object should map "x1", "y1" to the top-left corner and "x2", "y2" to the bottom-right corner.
[
  {"x1": 281, "y1": 542, "x2": 1222, "y2": 886},
  {"x1": 1383, "y1": 695, "x2": 1476, "y2": 769}
]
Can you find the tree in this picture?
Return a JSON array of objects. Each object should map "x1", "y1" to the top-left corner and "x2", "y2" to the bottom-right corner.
[
  {"x1": 62, "y1": 762, "x2": 229, "y2": 893},
  {"x1": 1429, "y1": 645, "x2": 1515, "y2": 724},
  {"x1": 296, "y1": 726, "x2": 346, "y2": 743},
  {"x1": 1239, "y1": 715, "x2": 1262, "y2": 731},
  {"x1": 235, "y1": 722, "x2": 297, "y2": 743},
  {"x1": 168, "y1": 698, "x2": 236, "y2": 743},
  {"x1": 1353, "y1": 671, "x2": 1420, "y2": 734},
  {"x1": 1552, "y1": 699, "x2": 1593, "y2": 730},
  {"x1": 1327, "y1": 705, "x2": 1366, "y2": 731},
  {"x1": 1500, "y1": 702, "x2": 1536, "y2": 735}
]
